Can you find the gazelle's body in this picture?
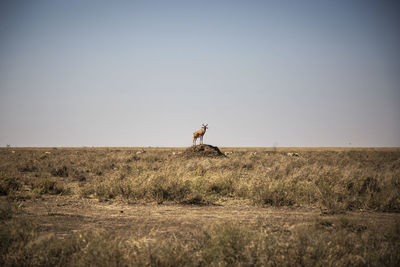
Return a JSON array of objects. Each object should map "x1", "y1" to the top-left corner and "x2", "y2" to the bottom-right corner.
[{"x1": 193, "y1": 124, "x2": 208, "y2": 145}]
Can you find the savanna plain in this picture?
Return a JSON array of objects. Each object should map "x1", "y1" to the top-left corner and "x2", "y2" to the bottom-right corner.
[{"x1": 1, "y1": 146, "x2": 399, "y2": 266}]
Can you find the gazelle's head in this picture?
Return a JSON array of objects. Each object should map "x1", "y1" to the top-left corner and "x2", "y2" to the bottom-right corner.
[{"x1": 202, "y1": 123, "x2": 208, "y2": 130}]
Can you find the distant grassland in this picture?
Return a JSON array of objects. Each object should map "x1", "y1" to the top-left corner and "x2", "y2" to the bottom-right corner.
[{"x1": 1, "y1": 147, "x2": 399, "y2": 212}]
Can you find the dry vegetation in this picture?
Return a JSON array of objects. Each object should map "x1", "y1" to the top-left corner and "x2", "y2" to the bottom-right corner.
[{"x1": 0, "y1": 147, "x2": 399, "y2": 266}]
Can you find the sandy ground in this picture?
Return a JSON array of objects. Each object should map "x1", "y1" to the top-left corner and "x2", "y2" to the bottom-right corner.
[{"x1": 16, "y1": 195, "x2": 400, "y2": 242}]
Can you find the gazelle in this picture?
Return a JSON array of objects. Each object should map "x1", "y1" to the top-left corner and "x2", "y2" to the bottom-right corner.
[{"x1": 193, "y1": 123, "x2": 208, "y2": 146}]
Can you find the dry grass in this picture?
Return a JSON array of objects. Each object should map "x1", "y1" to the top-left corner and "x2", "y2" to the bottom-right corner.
[
  {"x1": 1, "y1": 148, "x2": 400, "y2": 209},
  {"x1": 0, "y1": 147, "x2": 399, "y2": 266},
  {"x1": 2, "y1": 147, "x2": 399, "y2": 211},
  {"x1": 0, "y1": 202, "x2": 398, "y2": 266}
]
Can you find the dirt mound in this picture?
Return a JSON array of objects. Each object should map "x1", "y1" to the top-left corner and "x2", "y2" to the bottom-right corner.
[{"x1": 183, "y1": 144, "x2": 225, "y2": 158}]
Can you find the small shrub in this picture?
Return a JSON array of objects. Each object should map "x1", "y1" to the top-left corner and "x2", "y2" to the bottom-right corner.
[
  {"x1": 206, "y1": 174, "x2": 237, "y2": 196},
  {"x1": 252, "y1": 179, "x2": 296, "y2": 206},
  {"x1": 73, "y1": 171, "x2": 87, "y2": 182},
  {"x1": 18, "y1": 162, "x2": 38, "y2": 172},
  {"x1": 94, "y1": 183, "x2": 115, "y2": 201},
  {"x1": 0, "y1": 174, "x2": 21, "y2": 196},
  {"x1": 51, "y1": 166, "x2": 69, "y2": 177},
  {"x1": 147, "y1": 175, "x2": 192, "y2": 203},
  {"x1": 180, "y1": 191, "x2": 208, "y2": 205},
  {"x1": 31, "y1": 179, "x2": 68, "y2": 195}
]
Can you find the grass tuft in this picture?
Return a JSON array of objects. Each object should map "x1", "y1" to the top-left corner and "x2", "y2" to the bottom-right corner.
[
  {"x1": 0, "y1": 172, "x2": 21, "y2": 196},
  {"x1": 31, "y1": 178, "x2": 69, "y2": 195}
]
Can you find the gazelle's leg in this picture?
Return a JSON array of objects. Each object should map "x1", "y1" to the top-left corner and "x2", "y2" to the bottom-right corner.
[
  {"x1": 193, "y1": 138, "x2": 196, "y2": 146},
  {"x1": 200, "y1": 136, "x2": 203, "y2": 145}
]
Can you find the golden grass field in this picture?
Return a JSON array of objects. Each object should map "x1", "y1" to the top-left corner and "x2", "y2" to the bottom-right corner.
[{"x1": 1, "y1": 146, "x2": 399, "y2": 266}]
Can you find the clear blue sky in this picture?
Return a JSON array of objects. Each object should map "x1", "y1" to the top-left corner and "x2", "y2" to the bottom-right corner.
[{"x1": 1, "y1": 0, "x2": 399, "y2": 147}]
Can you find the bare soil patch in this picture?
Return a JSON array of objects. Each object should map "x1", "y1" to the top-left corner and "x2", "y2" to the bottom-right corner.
[{"x1": 15, "y1": 196, "x2": 399, "y2": 242}]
